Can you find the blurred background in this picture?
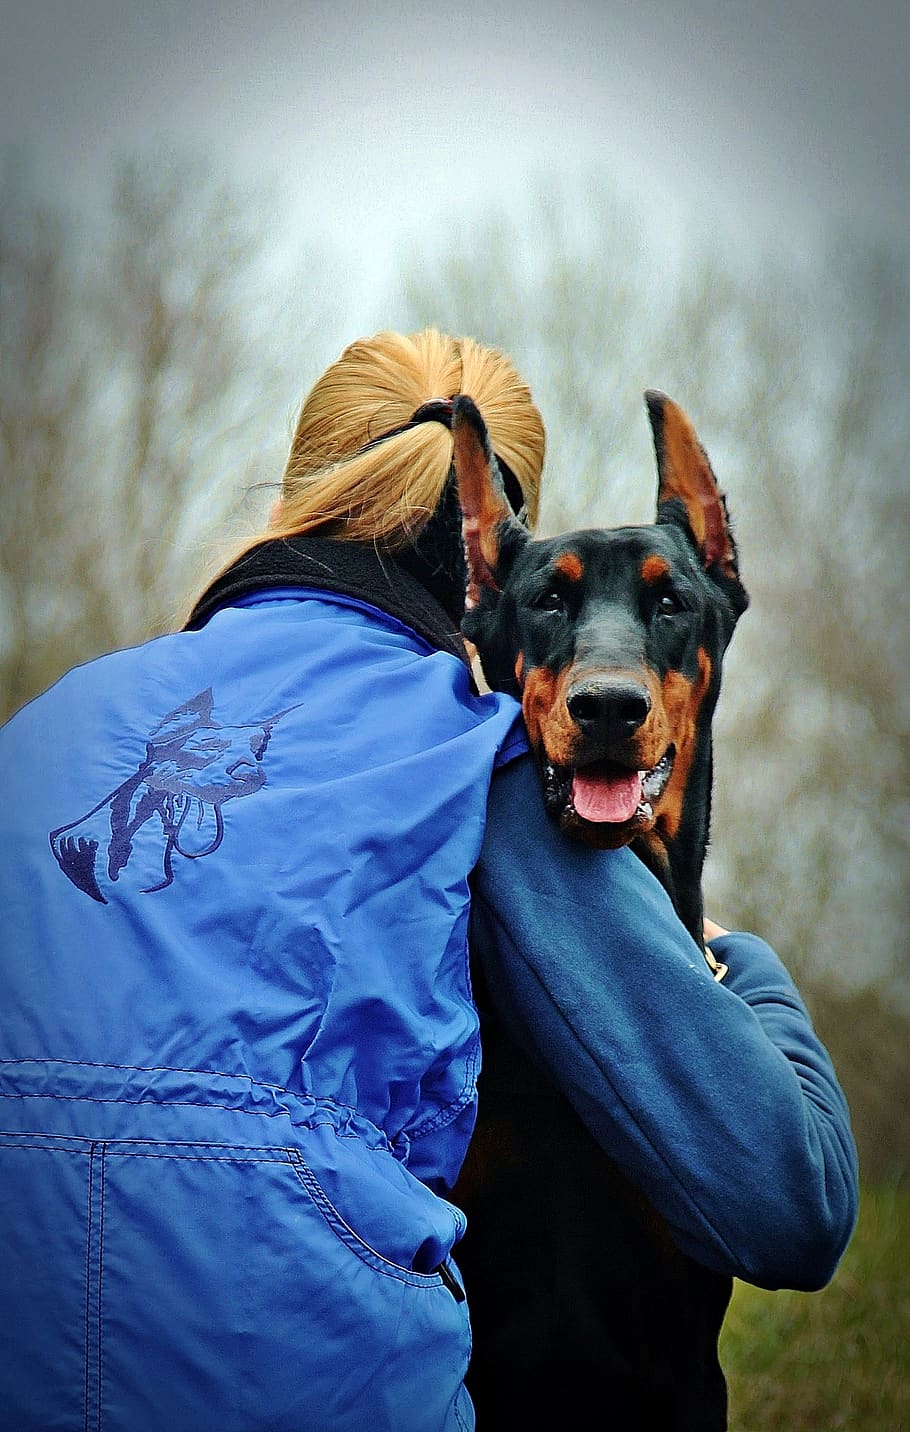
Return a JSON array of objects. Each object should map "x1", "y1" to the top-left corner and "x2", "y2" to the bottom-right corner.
[{"x1": 2, "y1": 2, "x2": 908, "y2": 1424}]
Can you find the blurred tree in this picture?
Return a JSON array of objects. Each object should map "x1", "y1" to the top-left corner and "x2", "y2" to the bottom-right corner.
[
  {"x1": 95, "y1": 157, "x2": 291, "y2": 633},
  {"x1": 0, "y1": 163, "x2": 101, "y2": 713},
  {"x1": 0, "y1": 154, "x2": 323, "y2": 720},
  {"x1": 398, "y1": 182, "x2": 910, "y2": 1180}
]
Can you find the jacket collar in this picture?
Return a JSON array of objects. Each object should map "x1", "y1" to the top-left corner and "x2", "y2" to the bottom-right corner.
[{"x1": 185, "y1": 533, "x2": 473, "y2": 672}]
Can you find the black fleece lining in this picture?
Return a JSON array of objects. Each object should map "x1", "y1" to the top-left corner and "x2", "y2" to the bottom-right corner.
[{"x1": 184, "y1": 534, "x2": 473, "y2": 672}]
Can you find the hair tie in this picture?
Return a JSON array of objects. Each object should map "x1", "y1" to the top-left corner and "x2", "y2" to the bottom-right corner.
[
  {"x1": 409, "y1": 398, "x2": 454, "y2": 429},
  {"x1": 359, "y1": 397, "x2": 525, "y2": 519},
  {"x1": 360, "y1": 399, "x2": 454, "y2": 454}
]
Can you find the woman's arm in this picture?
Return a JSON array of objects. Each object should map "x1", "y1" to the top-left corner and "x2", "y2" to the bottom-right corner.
[{"x1": 471, "y1": 754, "x2": 859, "y2": 1290}]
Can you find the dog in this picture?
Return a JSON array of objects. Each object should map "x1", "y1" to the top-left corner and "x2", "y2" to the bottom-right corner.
[{"x1": 450, "y1": 392, "x2": 749, "y2": 1428}]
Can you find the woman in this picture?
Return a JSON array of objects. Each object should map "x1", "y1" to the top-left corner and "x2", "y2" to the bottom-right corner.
[{"x1": 0, "y1": 329, "x2": 856, "y2": 1431}]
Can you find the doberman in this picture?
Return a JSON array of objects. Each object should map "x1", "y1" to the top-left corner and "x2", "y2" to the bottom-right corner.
[{"x1": 450, "y1": 392, "x2": 749, "y2": 1428}]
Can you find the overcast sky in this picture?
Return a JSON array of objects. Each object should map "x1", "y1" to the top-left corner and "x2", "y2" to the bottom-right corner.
[{"x1": 3, "y1": 0, "x2": 909, "y2": 313}]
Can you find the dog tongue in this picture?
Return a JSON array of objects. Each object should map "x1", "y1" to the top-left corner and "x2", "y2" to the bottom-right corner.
[{"x1": 572, "y1": 765, "x2": 642, "y2": 823}]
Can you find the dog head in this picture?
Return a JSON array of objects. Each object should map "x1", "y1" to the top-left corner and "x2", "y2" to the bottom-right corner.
[{"x1": 453, "y1": 392, "x2": 749, "y2": 857}]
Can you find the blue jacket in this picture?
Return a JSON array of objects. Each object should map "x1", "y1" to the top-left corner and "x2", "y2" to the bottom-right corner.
[
  {"x1": 0, "y1": 586, "x2": 525, "y2": 1432},
  {"x1": 0, "y1": 561, "x2": 858, "y2": 1430}
]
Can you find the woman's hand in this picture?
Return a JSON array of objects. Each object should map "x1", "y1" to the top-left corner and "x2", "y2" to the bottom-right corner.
[{"x1": 703, "y1": 916, "x2": 729, "y2": 942}]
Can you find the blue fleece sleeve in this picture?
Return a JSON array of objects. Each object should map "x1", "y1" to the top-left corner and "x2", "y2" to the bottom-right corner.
[{"x1": 471, "y1": 754, "x2": 859, "y2": 1291}]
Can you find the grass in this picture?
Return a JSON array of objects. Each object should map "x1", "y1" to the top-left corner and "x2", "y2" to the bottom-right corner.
[{"x1": 720, "y1": 1185, "x2": 909, "y2": 1430}]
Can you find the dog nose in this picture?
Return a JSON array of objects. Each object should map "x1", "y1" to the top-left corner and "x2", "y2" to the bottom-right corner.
[{"x1": 566, "y1": 679, "x2": 651, "y2": 741}]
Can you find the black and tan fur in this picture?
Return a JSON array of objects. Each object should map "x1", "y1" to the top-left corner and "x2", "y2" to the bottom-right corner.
[{"x1": 451, "y1": 392, "x2": 749, "y2": 1428}]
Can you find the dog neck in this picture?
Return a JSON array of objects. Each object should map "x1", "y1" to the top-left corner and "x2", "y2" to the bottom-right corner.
[{"x1": 633, "y1": 714, "x2": 715, "y2": 947}]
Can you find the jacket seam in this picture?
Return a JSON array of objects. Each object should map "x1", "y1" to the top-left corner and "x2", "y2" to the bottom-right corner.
[
  {"x1": 96, "y1": 1143, "x2": 106, "y2": 1432},
  {"x1": 4, "y1": 1060, "x2": 452, "y2": 1157},
  {"x1": 83, "y1": 1142, "x2": 95, "y2": 1432},
  {"x1": 0, "y1": 1142, "x2": 307, "y2": 1163},
  {"x1": 0, "y1": 1056, "x2": 292, "y2": 1094},
  {"x1": 0, "y1": 1132, "x2": 299, "y2": 1152}
]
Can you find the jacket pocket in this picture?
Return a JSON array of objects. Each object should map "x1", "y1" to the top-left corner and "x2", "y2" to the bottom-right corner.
[
  {"x1": 101, "y1": 1137, "x2": 471, "y2": 1431},
  {"x1": 285, "y1": 1118, "x2": 466, "y2": 1276},
  {"x1": 0, "y1": 1131, "x2": 470, "y2": 1432}
]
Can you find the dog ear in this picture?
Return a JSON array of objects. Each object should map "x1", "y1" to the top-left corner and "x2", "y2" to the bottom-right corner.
[
  {"x1": 452, "y1": 395, "x2": 529, "y2": 609},
  {"x1": 645, "y1": 391, "x2": 742, "y2": 587}
]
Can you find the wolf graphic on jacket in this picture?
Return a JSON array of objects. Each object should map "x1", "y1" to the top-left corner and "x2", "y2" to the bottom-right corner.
[{"x1": 50, "y1": 687, "x2": 294, "y2": 901}]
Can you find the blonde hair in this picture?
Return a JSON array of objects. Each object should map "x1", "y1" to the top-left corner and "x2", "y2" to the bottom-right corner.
[{"x1": 267, "y1": 328, "x2": 545, "y2": 547}]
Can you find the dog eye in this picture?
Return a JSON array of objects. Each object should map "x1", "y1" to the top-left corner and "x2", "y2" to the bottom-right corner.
[
  {"x1": 656, "y1": 590, "x2": 682, "y2": 617},
  {"x1": 531, "y1": 590, "x2": 565, "y2": 614}
]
